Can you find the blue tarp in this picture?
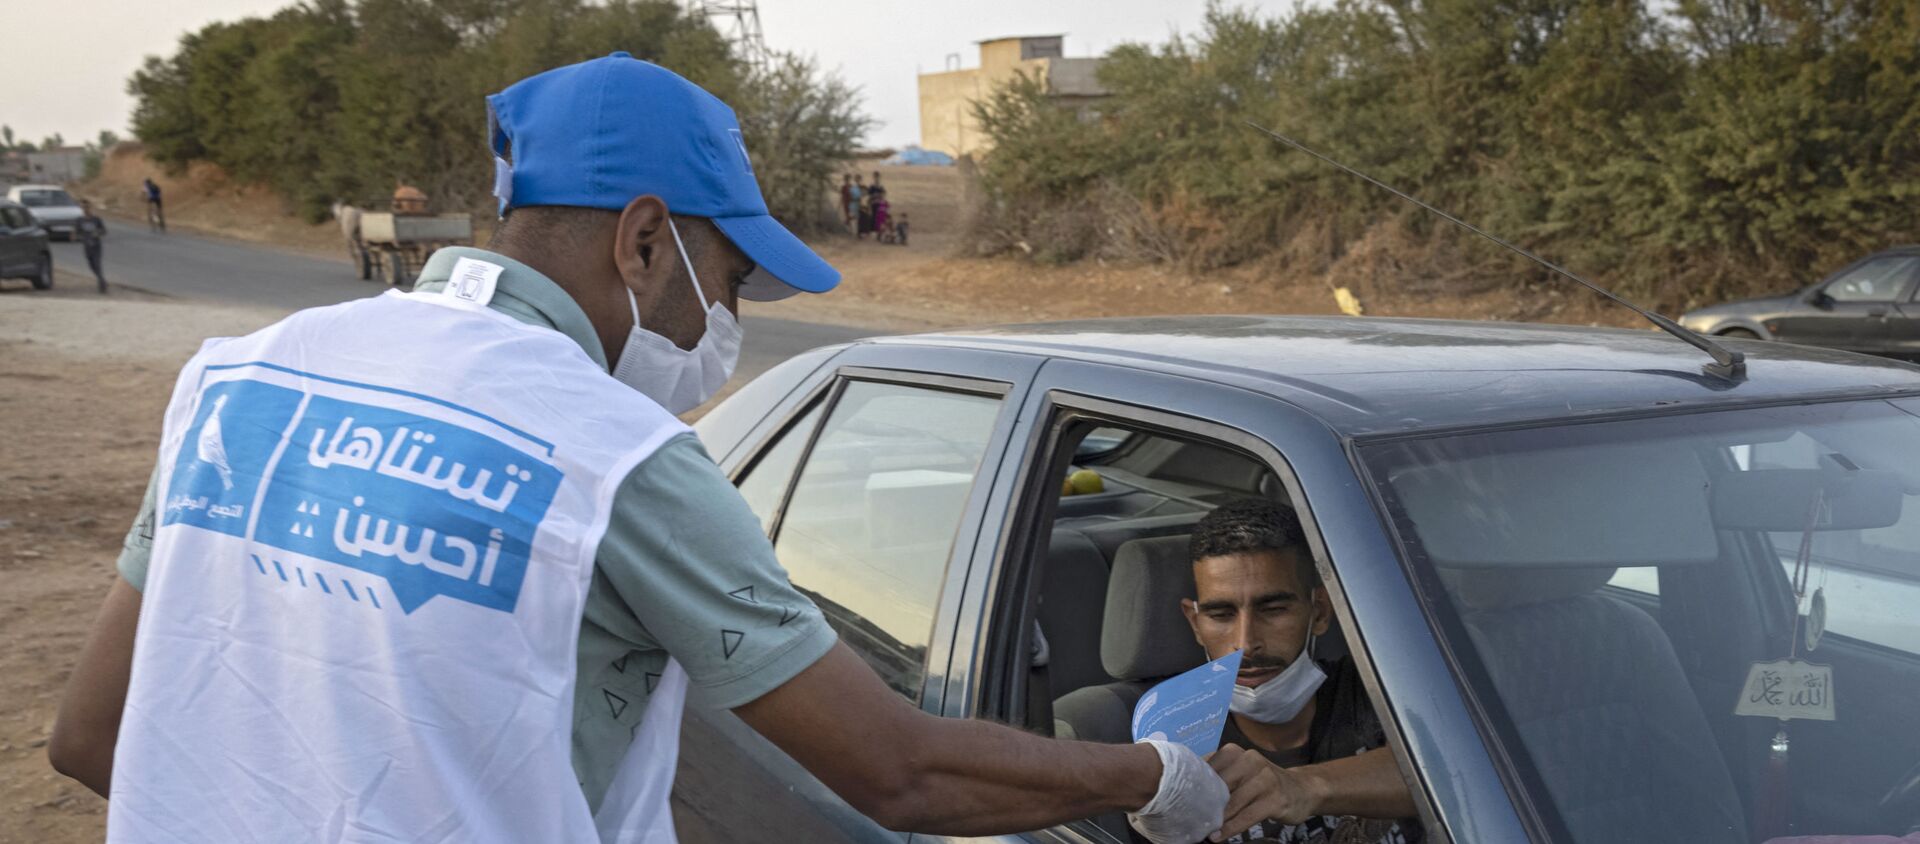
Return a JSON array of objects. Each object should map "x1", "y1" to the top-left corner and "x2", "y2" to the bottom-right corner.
[{"x1": 883, "y1": 146, "x2": 955, "y2": 166}]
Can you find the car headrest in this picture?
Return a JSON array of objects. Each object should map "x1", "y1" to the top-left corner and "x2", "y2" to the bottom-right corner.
[
  {"x1": 1439, "y1": 565, "x2": 1618, "y2": 611},
  {"x1": 1101, "y1": 536, "x2": 1207, "y2": 681}
]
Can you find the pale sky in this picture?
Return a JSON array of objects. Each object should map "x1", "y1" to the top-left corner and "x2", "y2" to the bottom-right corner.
[{"x1": 2, "y1": 0, "x2": 1238, "y2": 151}]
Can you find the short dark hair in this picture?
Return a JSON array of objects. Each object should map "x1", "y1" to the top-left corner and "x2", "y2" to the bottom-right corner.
[
  {"x1": 1189, "y1": 498, "x2": 1318, "y2": 589},
  {"x1": 489, "y1": 206, "x2": 717, "y2": 264},
  {"x1": 489, "y1": 205, "x2": 617, "y2": 256}
]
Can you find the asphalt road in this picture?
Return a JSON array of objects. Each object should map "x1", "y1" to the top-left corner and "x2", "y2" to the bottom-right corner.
[{"x1": 47, "y1": 223, "x2": 880, "y2": 380}]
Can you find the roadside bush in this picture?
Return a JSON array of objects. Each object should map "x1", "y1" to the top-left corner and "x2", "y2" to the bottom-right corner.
[
  {"x1": 126, "y1": 0, "x2": 868, "y2": 230},
  {"x1": 968, "y1": 0, "x2": 1920, "y2": 310}
]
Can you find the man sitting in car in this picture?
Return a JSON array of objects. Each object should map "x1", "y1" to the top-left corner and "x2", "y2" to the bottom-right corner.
[{"x1": 1184, "y1": 499, "x2": 1422, "y2": 843}]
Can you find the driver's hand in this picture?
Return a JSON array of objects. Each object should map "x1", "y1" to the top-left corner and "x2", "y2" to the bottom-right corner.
[
  {"x1": 1206, "y1": 744, "x2": 1323, "y2": 840},
  {"x1": 1128, "y1": 739, "x2": 1228, "y2": 844}
]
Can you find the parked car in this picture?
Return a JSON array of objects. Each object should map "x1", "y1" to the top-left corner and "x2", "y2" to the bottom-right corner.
[
  {"x1": 5, "y1": 183, "x2": 83, "y2": 240},
  {"x1": 0, "y1": 198, "x2": 53, "y2": 289},
  {"x1": 1680, "y1": 246, "x2": 1920, "y2": 360},
  {"x1": 676, "y1": 316, "x2": 1920, "y2": 844}
]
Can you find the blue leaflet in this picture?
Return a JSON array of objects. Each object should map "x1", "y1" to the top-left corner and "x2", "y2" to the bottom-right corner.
[
  {"x1": 1131, "y1": 650, "x2": 1243, "y2": 757},
  {"x1": 164, "y1": 377, "x2": 561, "y2": 614}
]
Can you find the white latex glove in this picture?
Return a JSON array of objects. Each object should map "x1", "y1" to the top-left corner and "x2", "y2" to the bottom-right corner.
[{"x1": 1127, "y1": 739, "x2": 1228, "y2": 844}]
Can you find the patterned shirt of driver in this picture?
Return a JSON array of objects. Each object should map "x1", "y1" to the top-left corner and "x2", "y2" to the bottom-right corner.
[
  {"x1": 115, "y1": 246, "x2": 839, "y2": 814},
  {"x1": 1219, "y1": 657, "x2": 1425, "y2": 844}
]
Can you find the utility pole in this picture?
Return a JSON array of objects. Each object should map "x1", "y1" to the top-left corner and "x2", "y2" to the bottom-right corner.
[{"x1": 686, "y1": 0, "x2": 770, "y2": 73}]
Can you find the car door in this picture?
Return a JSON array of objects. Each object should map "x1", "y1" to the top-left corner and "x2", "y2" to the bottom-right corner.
[
  {"x1": 1889, "y1": 276, "x2": 1920, "y2": 361},
  {"x1": 0, "y1": 206, "x2": 28, "y2": 275},
  {"x1": 923, "y1": 360, "x2": 1525, "y2": 844},
  {"x1": 674, "y1": 343, "x2": 1041, "y2": 842},
  {"x1": 1773, "y1": 256, "x2": 1920, "y2": 354}
]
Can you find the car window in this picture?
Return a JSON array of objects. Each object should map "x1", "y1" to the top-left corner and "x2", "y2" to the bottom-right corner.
[
  {"x1": 734, "y1": 401, "x2": 824, "y2": 533},
  {"x1": 1030, "y1": 420, "x2": 1428, "y2": 843},
  {"x1": 772, "y1": 380, "x2": 1002, "y2": 700},
  {"x1": 1824, "y1": 256, "x2": 1919, "y2": 302},
  {"x1": 1364, "y1": 399, "x2": 1920, "y2": 842},
  {"x1": 1605, "y1": 567, "x2": 1659, "y2": 596},
  {"x1": 1741, "y1": 433, "x2": 1920, "y2": 652},
  {"x1": 17, "y1": 189, "x2": 74, "y2": 208},
  {"x1": 693, "y1": 345, "x2": 837, "y2": 461},
  {"x1": 2, "y1": 206, "x2": 29, "y2": 228}
]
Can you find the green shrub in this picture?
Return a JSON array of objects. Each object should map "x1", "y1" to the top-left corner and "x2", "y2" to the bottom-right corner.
[
  {"x1": 969, "y1": 0, "x2": 1920, "y2": 309},
  {"x1": 127, "y1": 0, "x2": 868, "y2": 229}
]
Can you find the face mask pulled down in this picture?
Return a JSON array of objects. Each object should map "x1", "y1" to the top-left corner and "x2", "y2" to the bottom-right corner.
[
  {"x1": 611, "y1": 219, "x2": 743, "y2": 414},
  {"x1": 1229, "y1": 630, "x2": 1327, "y2": 724}
]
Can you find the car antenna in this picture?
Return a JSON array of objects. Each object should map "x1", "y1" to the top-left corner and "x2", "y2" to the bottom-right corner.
[{"x1": 1244, "y1": 121, "x2": 1746, "y2": 382}]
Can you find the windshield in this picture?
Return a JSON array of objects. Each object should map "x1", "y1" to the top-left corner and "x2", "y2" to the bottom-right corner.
[
  {"x1": 18, "y1": 189, "x2": 75, "y2": 208},
  {"x1": 1361, "y1": 398, "x2": 1920, "y2": 843}
]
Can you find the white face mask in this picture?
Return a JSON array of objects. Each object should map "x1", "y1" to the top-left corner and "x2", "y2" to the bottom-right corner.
[
  {"x1": 1229, "y1": 629, "x2": 1327, "y2": 725},
  {"x1": 610, "y1": 218, "x2": 744, "y2": 414}
]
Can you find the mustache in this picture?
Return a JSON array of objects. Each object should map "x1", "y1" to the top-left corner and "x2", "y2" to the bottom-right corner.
[{"x1": 1238, "y1": 655, "x2": 1291, "y2": 672}]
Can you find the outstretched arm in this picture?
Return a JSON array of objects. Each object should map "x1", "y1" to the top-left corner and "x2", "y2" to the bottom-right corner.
[{"x1": 737, "y1": 642, "x2": 1175, "y2": 835}]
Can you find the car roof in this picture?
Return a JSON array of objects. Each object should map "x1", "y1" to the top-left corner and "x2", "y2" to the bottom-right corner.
[
  {"x1": 9, "y1": 184, "x2": 67, "y2": 193},
  {"x1": 870, "y1": 315, "x2": 1920, "y2": 437}
]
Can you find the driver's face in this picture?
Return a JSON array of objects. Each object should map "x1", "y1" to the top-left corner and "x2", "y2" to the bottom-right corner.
[{"x1": 1183, "y1": 548, "x2": 1329, "y2": 688}]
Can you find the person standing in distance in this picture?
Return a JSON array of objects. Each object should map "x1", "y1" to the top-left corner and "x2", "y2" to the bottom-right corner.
[
  {"x1": 75, "y1": 200, "x2": 108, "y2": 293},
  {"x1": 50, "y1": 53, "x2": 1227, "y2": 844},
  {"x1": 140, "y1": 178, "x2": 164, "y2": 233}
]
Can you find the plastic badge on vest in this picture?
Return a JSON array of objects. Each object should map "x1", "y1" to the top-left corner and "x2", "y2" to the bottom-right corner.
[
  {"x1": 162, "y1": 373, "x2": 561, "y2": 614},
  {"x1": 442, "y1": 257, "x2": 503, "y2": 308}
]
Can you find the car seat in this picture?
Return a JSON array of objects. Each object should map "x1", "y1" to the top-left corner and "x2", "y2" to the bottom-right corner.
[
  {"x1": 1440, "y1": 565, "x2": 1749, "y2": 843},
  {"x1": 1053, "y1": 536, "x2": 1207, "y2": 745},
  {"x1": 1036, "y1": 528, "x2": 1119, "y2": 701}
]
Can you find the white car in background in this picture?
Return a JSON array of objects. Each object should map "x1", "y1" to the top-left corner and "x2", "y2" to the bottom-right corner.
[{"x1": 6, "y1": 184, "x2": 83, "y2": 240}]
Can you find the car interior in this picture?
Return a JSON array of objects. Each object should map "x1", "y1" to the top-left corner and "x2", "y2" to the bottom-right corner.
[
  {"x1": 1012, "y1": 423, "x2": 1374, "y2": 842},
  {"x1": 1367, "y1": 405, "x2": 1920, "y2": 844}
]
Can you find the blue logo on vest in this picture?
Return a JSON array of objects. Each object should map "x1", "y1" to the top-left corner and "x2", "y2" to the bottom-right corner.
[{"x1": 165, "y1": 377, "x2": 562, "y2": 614}]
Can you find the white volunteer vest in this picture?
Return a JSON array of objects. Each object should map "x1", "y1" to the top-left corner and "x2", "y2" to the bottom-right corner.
[{"x1": 110, "y1": 276, "x2": 691, "y2": 843}]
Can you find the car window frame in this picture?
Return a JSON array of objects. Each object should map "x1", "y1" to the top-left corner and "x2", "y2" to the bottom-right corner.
[
  {"x1": 753, "y1": 367, "x2": 1013, "y2": 543},
  {"x1": 1352, "y1": 394, "x2": 1920, "y2": 844},
  {"x1": 725, "y1": 363, "x2": 1018, "y2": 708},
  {"x1": 973, "y1": 387, "x2": 1455, "y2": 844},
  {"x1": 1820, "y1": 254, "x2": 1920, "y2": 304}
]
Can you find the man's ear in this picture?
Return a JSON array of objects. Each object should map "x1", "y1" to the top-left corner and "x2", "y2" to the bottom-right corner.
[
  {"x1": 1310, "y1": 586, "x2": 1333, "y2": 637},
  {"x1": 1181, "y1": 597, "x2": 1204, "y2": 646},
  {"x1": 613, "y1": 195, "x2": 671, "y2": 285}
]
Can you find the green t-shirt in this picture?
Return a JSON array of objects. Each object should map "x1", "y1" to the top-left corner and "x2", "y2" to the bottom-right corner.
[{"x1": 117, "y1": 247, "x2": 836, "y2": 812}]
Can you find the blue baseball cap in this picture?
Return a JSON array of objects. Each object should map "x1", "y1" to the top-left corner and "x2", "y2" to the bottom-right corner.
[{"x1": 487, "y1": 52, "x2": 839, "y2": 301}]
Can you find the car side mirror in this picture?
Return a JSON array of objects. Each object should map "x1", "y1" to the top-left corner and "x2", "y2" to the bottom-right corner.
[{"x1": 1805, "y1": 289, "x2": 1835, "y2": 309}]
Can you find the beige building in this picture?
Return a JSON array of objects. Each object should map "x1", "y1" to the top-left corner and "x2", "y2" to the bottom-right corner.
[
  {"x1": 25, "y1": 147, "x2": 89, "y2": 183},
  {"x1": 917, "y1": 35, "x2": 1107, "y2": 158}
]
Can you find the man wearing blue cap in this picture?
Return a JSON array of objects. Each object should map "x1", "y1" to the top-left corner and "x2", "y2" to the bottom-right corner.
[{"x1": 51, "y1": 54, "x2": 1227, "y2": 843}]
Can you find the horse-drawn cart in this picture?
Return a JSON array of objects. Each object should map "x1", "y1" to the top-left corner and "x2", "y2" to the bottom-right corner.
[{"x1": 354, "y1": 212, "x2": 473, "y2": 288}]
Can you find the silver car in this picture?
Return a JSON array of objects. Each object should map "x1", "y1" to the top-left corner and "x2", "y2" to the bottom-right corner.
[{"x1": 6, "y1": 184, "x2": 83, "y2": 240}]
